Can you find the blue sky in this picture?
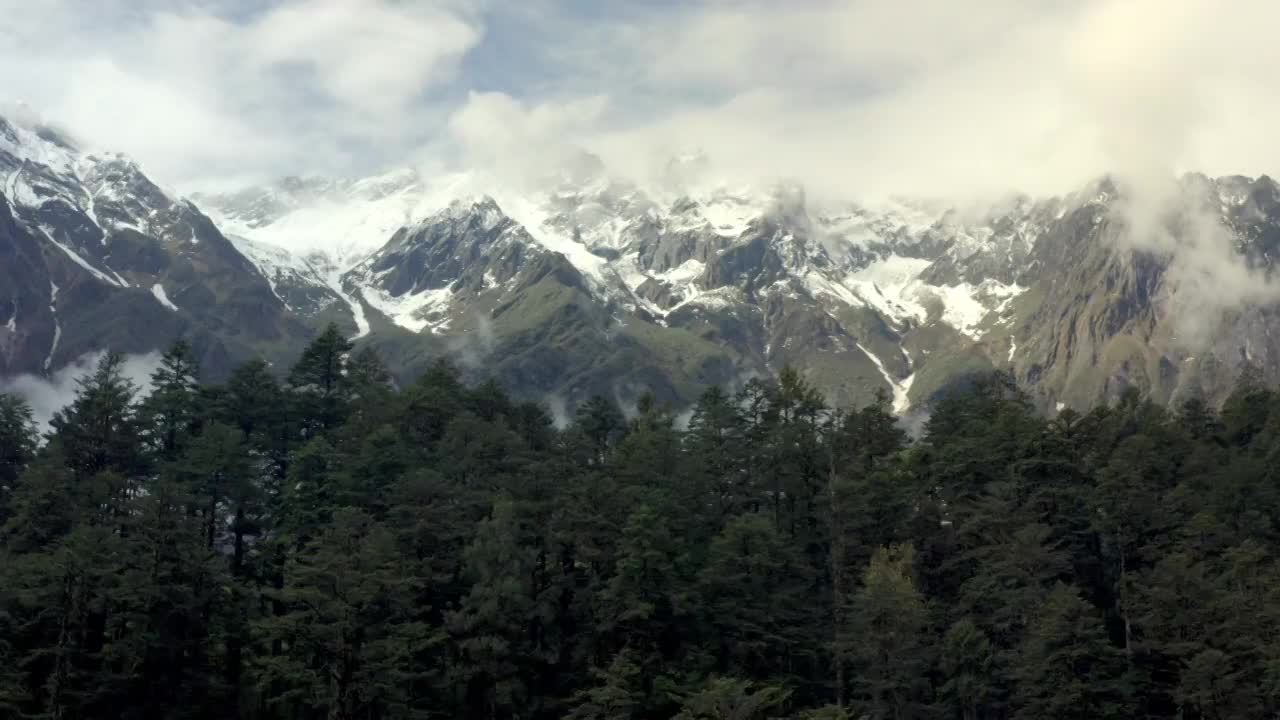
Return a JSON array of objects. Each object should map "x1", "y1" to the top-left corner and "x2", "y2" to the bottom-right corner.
[{"x1": 2, "y1": 0, "x2": 1277, "y2": 198}]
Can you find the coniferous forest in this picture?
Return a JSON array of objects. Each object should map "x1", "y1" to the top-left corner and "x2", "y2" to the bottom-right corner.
[{"x1": 3, "y1": 324, "x2": 1280, "y2": 719}]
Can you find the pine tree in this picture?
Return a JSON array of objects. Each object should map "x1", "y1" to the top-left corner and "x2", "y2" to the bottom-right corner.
[
  {"x1": 832, "y1": 393, "x2": 912, "y2": 572},
  {"x1": 140, "y1": 339, "x2": 202, "y2": 459},
  {"x1": 845, "y1": 544, "x2": 933, "y2": 720},
  {"x1": 685, "y1": 385, "x2": 748, "y2": 527},
  {"x1": 598, "y1": 503, "x2": 687, "y2": 711},
  {"x1": 762, "y1": 367, "x2": 825, "y2": 543},
  {"x1": 672, "y1": 677, "x2": 791, "y2": 720},
  {"x1": 218, "y1": 358, "x2": 285, "y2": 441},
  {"x1": 614, "y1": 395, "x2": 689, "y2": 540},
  {"x1": 399, "y1": 358, "x2": 467, "y2": 450},
  {"x1": 0, "y1": 394, "x2": 37, "y2": 507},
  {"x1": 958, "y1": 516, "x2": 1069, "y2": 651},
  {"x1": 736, "y1": 378, "x2": 773, "y2": 517},
  {"x1": 447, "y1": 499, "x2": 538, "y2": 719},
  {"x1": 565, "y1": 650, "x2": 645, "y2": 720},
  {"x1": 49, "y1": 351, "x2": 145, "y2": 486},
  {"x1": 112, "y1": 467, "x2": 226, "y2": 717},
  {"x1": 939, "y1": 619, "x2": 996, "y2": 720},
  {"x1": 1012, "y1": 584, "x2": 1131, "y2": 720},
  {"x1": 289, "y1": 323, "x2": 354, "y2": 435},
  {"x1": 276, "y1": 436, "x2": 339, "y2": 551},
  {"x1": 1094, "y1": 432, "x2": 1178, "y2": 655},
  {"x1": 180, "y1": 422, "x2": 252, "y2": 551},
  {"x1": 0, "y1": 451, "x2": 77, "y2": 553},
  {"x1": 576, "y1": 396, "x2": 625, "y2": 466},
  {"x1": 255, "y1": 507, "x2": 432, "y2": 719},
  {"x1": 6, "y1": 313, "x2": 1280, "y2": 719},
  {"x1": 336, "y1": 425, "x2": 411, "y2": 520},
  {"x1": 699, "y1": 513, "x2": 812, "y2": 682},
  {"x1": 11, "y1": 524, "x2": 124, "y2": 718},
  {"x1": 387, "y1": 465, "x2": 475, "y2": 620},
  {"x1": 345, "y1": 347, "x2": 397, "y2": 437},
  {"x1": 615, "y1": 393, "x2": 681, "y2": 495},
  {"x1": 1220, "y1": 363, "x2": 1271, "y2": 447}
]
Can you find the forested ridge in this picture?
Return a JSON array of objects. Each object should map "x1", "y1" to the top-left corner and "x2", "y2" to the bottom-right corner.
[{"x1": 1, "y1": 324, "x2": 1279, "y2": 719}]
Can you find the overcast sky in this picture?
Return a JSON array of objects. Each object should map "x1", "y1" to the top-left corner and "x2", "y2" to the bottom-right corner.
[{"x1": 3, "y1": 0, "x2": 1277, "y2": 198}]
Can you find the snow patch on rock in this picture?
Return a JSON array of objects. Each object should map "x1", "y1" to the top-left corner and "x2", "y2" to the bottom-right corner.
[{"x1": 150, "y1": 283, "x2": 178, "y2": 311}]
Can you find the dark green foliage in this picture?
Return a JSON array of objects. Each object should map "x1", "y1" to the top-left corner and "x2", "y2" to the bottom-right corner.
[
  {"x1": 140, "y1": 338, "x2": 202, "y2": 459},
  {"x1": 447, "y1": 499, "x2": 539, "y2": 719},
  {"x1": 672, "y1": 677, "x2": 791, "y2": 720},
  {"x1": 0, "y1": 393, "x2": 36, "y2": 487},
  {"x1": 48, "y1": 351, "x2": 146, "y2": 484},
  {"x1": 255, "y1": 507, "x2": 433, "y2": 719},
  {"x1": 565, "y1": 649, "x2": 645, "y2": 720},
  {"x1": 289, "y1": 322, "x2": 354, "y2": 435},
  {"x1": 2, "y1": 331, "x2": 1280, "y2": 719},
  {"x1": 940, "y1": 619, "x2": 996, "y2": 720},
  {"x1": 576, "y1": 395, "x2": 625, "y2": 464},
  {"x1": 700, "y1": 514, "x2": 814, "y2": 683},
  {"x1": 845, "y1": 544, "x2": 933, "y2": 720},
  {"x1": 0, "y1": 393, "x2": 37, "y2": 528},
  {"x1": 1012, "y1": 584, "x2": 1132, "y2": 720}
]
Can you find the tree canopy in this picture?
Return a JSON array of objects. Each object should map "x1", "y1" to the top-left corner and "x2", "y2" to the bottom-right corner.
[{"x1": 2, "y1": 324, "x2": 1279, "y2": 719}]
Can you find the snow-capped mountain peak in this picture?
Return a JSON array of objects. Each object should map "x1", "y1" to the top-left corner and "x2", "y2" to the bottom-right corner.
[
  {"x1": 0, "y1": 111, "x2": 314, "y2": 379},
  {"x1": 54, "y1": 129, "x2": 1276, "y2": 415}
]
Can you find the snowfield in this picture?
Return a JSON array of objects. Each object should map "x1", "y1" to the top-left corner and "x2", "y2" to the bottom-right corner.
[{"x1": 203, "y1": 164, "x2": 1034, "y2": 344}]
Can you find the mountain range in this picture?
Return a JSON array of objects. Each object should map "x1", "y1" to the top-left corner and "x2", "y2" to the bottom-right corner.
[{"x1": 5, "y1": 111, "x2": 1280, "y2": 418}]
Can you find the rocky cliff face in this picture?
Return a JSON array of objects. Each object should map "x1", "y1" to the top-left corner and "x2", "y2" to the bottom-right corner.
[
  {"x1": 1006, "y1": 175, "x2": 1280, "y2": 412},
  {"x1": 0, "y1": 115, "x2": 313, "y2": 379},
  {"x1": 8, "y1": 111, "x2": 1280, "y2": 415}
]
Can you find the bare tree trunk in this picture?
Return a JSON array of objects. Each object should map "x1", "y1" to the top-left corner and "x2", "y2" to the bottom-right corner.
[
  {"x1": 1119, "y1": 539, "x2": 1132, "y2": 656},
  {"x1": 827, "y1": 411, "x2": 847, "y2": 711}
]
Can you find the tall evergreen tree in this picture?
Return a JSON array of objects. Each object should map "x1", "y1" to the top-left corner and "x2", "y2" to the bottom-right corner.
[
  {"x1": 598, "y1": 503, "x2": 687, "y2": 713},
  {"x1": 255, "y1": 507, "x2": 432, "y2": 719},
  {"x1": 0, "y1": 394, "x2": 35, "y2": 479},
  {"x1": 576, "y1": 396, "x2": 626, "y2": 466},
  {"x1": 447, "y1": 499, "x2": 538, "y2": 719},
  {"x1": 672, "y1": 677, "x2": 791, "y2": 720},
  {"x1": 49, "y1": 351, "x2": 145, "y2": 486},
  {"x1": 0, "y1": 393, "x2": 37, "y2": 525},
  {"x1": 289, "y1": 322, "x2": 354, "y2": 435},
  {"x1": 845, "y1": 544, "x2": 933, "y2": 720},
  {"x1": 685, "y1": 385, "x2": 748, "y2": 527},
  {"x1": 1012, "y1": 583, "x2": 1132, "y2": 720},
  {"x1": 699, "y1": 514, "x2": 813, "y2": 683},
  {"x1": 939, "y1": 619, "x2": 996, "y2": 720},
  {"x1": 4, "y1": 345, "x2": 1280, "y2": 720},
  {"x1": 140, "y1": 339, "x2": 202, "y2": 459}
]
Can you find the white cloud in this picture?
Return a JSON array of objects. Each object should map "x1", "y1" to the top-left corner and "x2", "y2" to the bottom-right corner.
[
  {"x1": 502, "y1": 0, "x2": 1280, "y2": 203},
  {"x1": 0, "y1": 351, "x2": 164, "y2": 432},
  {"x1": 638, "y1": 0, "x2": 1070, "y2": 93},
  {"x1": 248, "y1": 0, "x2": 479, "y2": 112},
  {"x1": 1, "y1": 0, "x2": 482, "y2": 189},
  {"x1": 5, "y1": 0, "x2": 1280, "y2": 204},
  {"x1": 444, "y1": 91, "x2": 608, "y2": 187},
  {"x1": 419, "y1": 0, "x2": 1280, "y2": 343},
  {"x1": 50, "y1": 57, "x2": 284, "y2": 187},
  {"x1": 5, "y1": 0, "x2": 1278, "y2": 355}
]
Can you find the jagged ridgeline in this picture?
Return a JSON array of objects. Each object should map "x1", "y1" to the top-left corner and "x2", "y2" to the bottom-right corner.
[
  {"x1": 7, "y1": 111, "x2": 1280, "y2": 417},
  {"x1": 3, "y1": 331, "x2": 1280, "y2": 718}
]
